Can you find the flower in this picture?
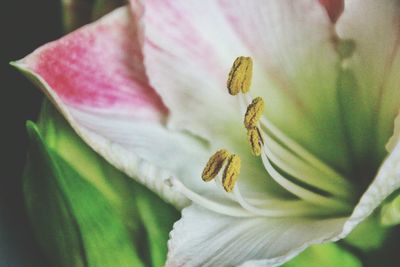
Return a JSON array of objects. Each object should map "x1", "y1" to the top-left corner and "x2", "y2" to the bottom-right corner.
[{"x1": 12, "y1": 0, "x2": 400, "y2": 266}]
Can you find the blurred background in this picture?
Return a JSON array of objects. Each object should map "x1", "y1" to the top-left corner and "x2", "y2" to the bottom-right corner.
[{"x1": 3, "y1": 0, "x2": 62, "y2": 265}]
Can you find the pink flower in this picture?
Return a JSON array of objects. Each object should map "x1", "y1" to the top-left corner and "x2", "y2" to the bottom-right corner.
[{"x1": 13, "y1": 0, "x2": 400, "y2": 266}]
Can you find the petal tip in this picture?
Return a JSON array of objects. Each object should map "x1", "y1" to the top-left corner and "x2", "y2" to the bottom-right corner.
[{"x1": 318, "y1": 0, "x2": 344, "y2": 23}]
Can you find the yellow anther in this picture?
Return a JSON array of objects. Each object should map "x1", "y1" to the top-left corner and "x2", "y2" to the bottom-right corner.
[
  {"x1": 247, "y1": 127, "x2": 263, "y2": 156},
  {"x1": 227, "y1": 56, "x2": 253, "y2": 95},
  {"x1": 201, "y1": 149, "x2": 230, "y2": 182},
  {"x1": 222, "y1": 154, "x2": 241, "y2": 192},
  {"x1": 244, "y1": 97, "x2": 264, "y2": 129}
]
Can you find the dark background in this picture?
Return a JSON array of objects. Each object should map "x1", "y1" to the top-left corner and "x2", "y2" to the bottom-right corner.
[{"x1": 2, "y1": 0, "x2": 62, "y2": 266}]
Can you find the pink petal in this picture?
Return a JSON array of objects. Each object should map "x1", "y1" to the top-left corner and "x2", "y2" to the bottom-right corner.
[
  {"x1": 142, "y1": 0, "x2": 244, "y2": 142},
  {"x1": 13, "y1": 6, "x2": 211, "y2": 207},
  {"x1": 318, "y1": 0, "x2": 344, "y2": 23},
  {"x1": 22, "y1": 5, "x2": 167, "y2": 122}
]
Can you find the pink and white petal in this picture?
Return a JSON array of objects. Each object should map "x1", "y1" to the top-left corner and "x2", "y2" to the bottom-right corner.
[
  {"x1": 167, "y1": 205, "x2": 347, "y2": 267},
  {"x1": 142, "y1": 0, "x2": 292, "y2": 200},
  {"x1": 12, "y1": 6, "x2": 211, "y2": 207},
  {"x1": 21, "y1": 5, "x2": 165, "y2": 121},
  {"x1": 336, "y1": 0, "x2": 400, "y2": 160},
  {"x1": 142, "y1": 0, "x2": 248, "y2": 143},
  {"x1": 142, "y1": 0, "x2": 351, "y2": 171}
]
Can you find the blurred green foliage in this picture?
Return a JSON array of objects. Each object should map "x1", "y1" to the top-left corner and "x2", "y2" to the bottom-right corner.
[
  {"x1": 283, "y1": 243, "x2": 362, "y2": 267},
  {"x1": 23, "y1": 101, "x2": 179, "y2": 266}
]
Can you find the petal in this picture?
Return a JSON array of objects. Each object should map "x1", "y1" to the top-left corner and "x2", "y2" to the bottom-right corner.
[
  {"x1": 168, "y1": 121, "x2": 400, "y2": 265},
  {"x1": 12, "y1": 6, "x2": 210, "y2": 207},
  {"x1": 142, "y1": 0, "x2": 351, "y2": 171},
  {"x1": 167, "y1": 205, "x2": 347, "y2": 267},
  {"x1": 220, "y1": 0, "x2": 350, "y2": 171},
  {"x1": 318, "y1": 0, "x2": 344, "y2": 23},
  {"x1": 340, "y1": 138, "x2": 400, "y2": 238},
  {"x1": 167, "y1": 132, "x2": 400, "y2": 266},
  {"x1": 20, "y1": 6, "x2": 166, "y2": 120},
  {"x1": 336, "y1": 0, "x2": 400, "y2": 162},
  {"x1": 142, "y1": 0, "x2": 245, "y2": 142}
]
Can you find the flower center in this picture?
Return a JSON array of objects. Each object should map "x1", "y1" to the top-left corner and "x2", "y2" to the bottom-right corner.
[{"x1": 198, "y1": 56, "x2": 356, "y2": 217}]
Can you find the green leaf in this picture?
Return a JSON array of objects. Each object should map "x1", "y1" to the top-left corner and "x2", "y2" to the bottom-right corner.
[
  {"x1": 282, "y1": 243, "x2": 362, "y2": 267},
  {"x1": 344, "y1": 212, "x2": 388, "y2": 252},
  {"x1": 380, "y1": 193, "x2": 400, "y2": 227},
  {"x1": 23, "y1": 101, "x2": 179, "y2": 266},
  {"x1": 24, "y1": 121, "x2": 86, "y2": 267},
  {"x1": 24, "y1": 121, "x2": 144, "y2": 267},
  {"x1": 134, "y1": 186, "x2": 179, "y2": 267}
]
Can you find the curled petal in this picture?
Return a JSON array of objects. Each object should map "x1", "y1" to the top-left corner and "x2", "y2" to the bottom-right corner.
[
  {"x1": 13, "y1": 6, "x2": 210, "y2": 207},
  {"x1": 167, "y1": 205, "x2": 346, "y2": 267}
]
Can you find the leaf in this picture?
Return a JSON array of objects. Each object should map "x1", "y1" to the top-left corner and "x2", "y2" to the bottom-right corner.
[
  {"x1": 134, "y1": 186, "x2": 180, "y2": 267},
  {"x1": 24, "y1": 122, "x2": 86, "y2": 267},
  {"x1": 24, "y1": 121, "x2": 145, "y2": 267},
  {"x1": 282, "y1": 243, "x2": 362, "y2": 267},
  {"x1": 380, "y1": 193, "x2": 400, "y2": 227},
  {"x1": 344, "y1": 212, "x2": 388, "y2": 252},
  {"x1": 24, "y1": 101, "x2": 179, "y2": 266}
]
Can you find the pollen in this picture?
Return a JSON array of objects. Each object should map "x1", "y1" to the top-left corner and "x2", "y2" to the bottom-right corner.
[
  {"x1": 244, "y1": 97, "x2": 265, "y2": 129},
  {"x1": 247, "y1": 127, "x2": 263, "y2": 156},
  {"x1": 227, "y1": 56, "x2": 253, "y2": 95},
  {"x1": 201, "y1": 149, "x2": 230, "y2": 182},
  {"x1": 222, "y1": 154, "x2": 241, "y2": 192}
]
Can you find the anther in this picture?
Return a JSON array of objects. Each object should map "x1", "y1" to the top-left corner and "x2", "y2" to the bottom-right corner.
[
  {"x1": 244, "y1": 97, "x2": 265, "y2": 129},
  {"x1": 222, "y1": 154, "x2": 241, "y2": 192},
  {"x1": 247, "y1": 127, "x2": 263, "y2": 156},
  {"x1": 227, "y1": 56, "x2": 253, "y2": 95},
  {"x1": 201, "y1": 149, "x2": 230, "y2": 181}
]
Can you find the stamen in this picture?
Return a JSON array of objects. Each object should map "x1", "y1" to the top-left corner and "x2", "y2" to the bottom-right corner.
[
  {"x1": 232, "y1": 186, "x2": 332, "y2": 217},
  {"x1": 239, "y1": 92, "x2": 353, "y2": 193},
  {"x1": 227, "y1": 56, "x2": 253, "y2": 95},
  {"x1": 222, "y1": 154, "x2": 241, "y2": 192},
  {"x1": 260, "y1": 151, "x2": 351, "y2": 211},
  {"x1": 165, "y1": 177, "x2": 254, "y2": 217},
  {"x1": 244, "y1": 97, "x2": 265, "y2": 129},
  {"x1": 202, "y1": 149, "x2": 230, "y2": 181},
  {"x1": 247, "y1": 127, "x2": 263, "y2": 156},
  {"x1": 168, "y1": 177, "x2": 332, "y2": 218}
]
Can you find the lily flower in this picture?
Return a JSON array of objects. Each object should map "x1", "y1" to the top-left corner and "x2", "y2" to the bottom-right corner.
[{"x1": 12, "y1": 0, "x2": 400, "y2": 266}]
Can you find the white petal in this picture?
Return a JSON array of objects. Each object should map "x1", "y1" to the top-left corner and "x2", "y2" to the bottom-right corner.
[
  {"x1": 167, "y1": 129, "x2": 400, "y2": 266},
  {"x1": 336, "y1": 0, "x2": 400, "y2": 160},
  {"x1": 142, "y1": 0, "x2": 248, "y2": 141},
  {"x1": 167, "y1": 205, "x2": 347, "y2": 267},
  {"x1": 142, "y1": 0, "x2": 351, "y2": 171}
]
